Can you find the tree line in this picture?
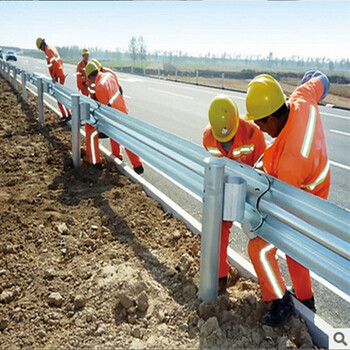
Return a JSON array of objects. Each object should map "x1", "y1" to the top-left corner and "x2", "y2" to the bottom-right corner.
[{"x1": 19, "y1": 36, "x2": 350, "y2": 74}]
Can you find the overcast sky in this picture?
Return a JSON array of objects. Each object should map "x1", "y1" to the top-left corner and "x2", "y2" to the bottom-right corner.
[{"x1": 0, "y1": 0, "x2": 349, "y2": 60}]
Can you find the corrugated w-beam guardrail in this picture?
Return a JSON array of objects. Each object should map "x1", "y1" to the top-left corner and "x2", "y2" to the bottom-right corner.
[{"x1": 1, "y1": 60, "x2": 350, "y2": 348}]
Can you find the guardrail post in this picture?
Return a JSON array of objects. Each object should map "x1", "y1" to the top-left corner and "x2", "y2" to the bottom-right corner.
[
  {"x1": 7, "y1": 64, "x2": 11, "y2": 82},
  {"x1": 221, "y1": 73, "x2": 225, "y2": 89},
  {"x1": 196, "y1": 70, "x2": 199, "y2": 85},
  {"x1": 43, "y1": 80, "x2": 49, "y2": 94},
  {"x1": 131, "y1": 66, "x2": 133, "y2": 74},
  {"x1": 80, "y1": 102, "x2": 90, "y2": 122},
  {"x1": 120, "y1": 66, "x2": 123, "y2": 73},
  {"x1": 14, "y1": 68, "x2": 18, "y2": 90},
  {"x1": 71, "y1": 94, "x2": 81, "y2": 168},
  {"x1": 21, "y1": 71, "x2": 27, "y2": 101},
  {"x1": 143, "y1": 67, "x2": 146, "y2": 76},
  {"x1": 158, "y1": 68, "x2": 160, "y2": 79},
  {"x1": 175, "y1": 68, "x2": 178, "y2": 82},
  {"x1": 223, "y1": 175, "x2": 246, "y2": 222},
  {"x1": 37, "y1": 78, "x2": 44, "y2": 124},
  {"x1": 199, "y1": 157, "x2": 225, "y2": 302}
]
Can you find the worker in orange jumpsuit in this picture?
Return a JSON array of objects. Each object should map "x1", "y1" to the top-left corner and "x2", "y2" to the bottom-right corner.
[
  {"x1": 36, "y1": 38, "x2": 70, "y2": 120},
  {"x1": 84, "y1": 61, "x2": 143, "y2": 174},
  {"x1": 76, "y1": 48, "x2": 90, "y2": 96},
  {"x1": 203, "y1": 95, "x2": 266, "y2": 293},
  {"x1": 245, "y1": 71, "x2": 330, "y2": 327}
]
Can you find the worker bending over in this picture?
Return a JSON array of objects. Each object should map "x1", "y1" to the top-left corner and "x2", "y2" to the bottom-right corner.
[
  {"x1": 245, "y1": 71, "x2": 330, "y2": 327},
  {"x1": 90, "y1": 59, "x2": 123, "y2": 97},
  {"x1": 84, "y1": 61, "x2": 143, "y2": 174},
  {"x1": 203, "y1": 95, "x2": 266, "y2": 293},
  {"x1": 36, "y1": 38, "x2": 70, "y2": 120}
]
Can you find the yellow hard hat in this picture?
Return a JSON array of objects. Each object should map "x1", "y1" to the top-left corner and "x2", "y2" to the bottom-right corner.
[
  {"x1": 90, "y1": 59, "x2": 101, "y2": 72},
  {"x1": 36, "y1": 38, "x2": 44, "y2": 50},
  {"x1": 85, "y1": 61, "x2": 99, "y2": 79},
  {"x1": 245, "y1": 74, "x2": 286, "y2": 121},
  {"x1": 209, "y1": 95, "x2": 239, "y2": 142},
  {"x1": 82, "y1": 48, "x2": 89, "y2": 55}
]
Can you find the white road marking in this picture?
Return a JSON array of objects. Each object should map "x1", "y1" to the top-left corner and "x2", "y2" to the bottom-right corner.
[
  {"x1": 147, "y1": 78, "x2": 246, "y2": 99},
  {"x1": 34, "y1": 72, "x2": 51, "y2": 79},
  {"x1": 148, "y1": 87, "x2": 193, "y2": 100},
  {"x1": 330, "y1": 160, "x2": 350, "y2": 171},
  {"x1": 330, "y1": 129, "x2": 350, "y2": 137},
  {"x1": 322, "y1": 112, "x2": 350, "y2": 120},
  {"x1": 34, "y1": 66, "x2": 42, "y2": 69},
  {"x1": 119, "y1": 77, "x2": 144, "y2": 83}
]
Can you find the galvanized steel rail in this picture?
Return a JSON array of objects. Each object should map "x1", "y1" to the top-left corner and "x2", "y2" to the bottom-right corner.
[{"x1": 1, "y1": 60, "x2": 349, "y2": 298}]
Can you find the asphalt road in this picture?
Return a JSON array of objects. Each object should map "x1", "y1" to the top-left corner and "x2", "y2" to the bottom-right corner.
[{"x1": 13, "y1": 55, "x2": 350, "y2": 328}]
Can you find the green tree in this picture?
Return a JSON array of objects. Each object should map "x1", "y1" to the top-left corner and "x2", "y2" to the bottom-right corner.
[
  {"x1": 129, "y1": 36, "x2": 137, "y2": 67},
  {"x1": 138, "y1": 36, "x2": 147, "y2": 67}
]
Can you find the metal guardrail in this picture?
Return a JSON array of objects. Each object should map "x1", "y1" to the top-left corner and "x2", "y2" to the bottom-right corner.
[{"x1": 1, "y1": 60, "x2": 349, "y2": 300}]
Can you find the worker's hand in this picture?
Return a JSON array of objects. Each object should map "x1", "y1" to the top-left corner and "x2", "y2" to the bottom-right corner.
[
  {"x1": 300, "y1": 71, "x2": 319, "y2": 85},
  {"x1": 52, "y1": 76, "x2": 56, "y2": 83},
  {"x1": 300, "y1": 70, "x2": 330, "y2": 100}
]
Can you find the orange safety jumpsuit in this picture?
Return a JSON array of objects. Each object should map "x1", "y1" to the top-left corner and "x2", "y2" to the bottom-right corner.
[
  {"x1": 85, "y1": 71, "x2": 142, "y2": 168},
  {"x1": 76, "y1": 60, "x2": 89, "y2": 96},
  {"x1": 203, "y1": 119, "x2": 266, "y2": 279},
  {"x1": 248, "y1": 77, "x2": 330, "y2": 302},
  {"x1": 44, "y1": 45, "x2": 70, "y2": 118}
]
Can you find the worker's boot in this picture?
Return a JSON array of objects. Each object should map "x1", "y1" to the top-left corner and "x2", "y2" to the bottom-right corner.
[
  {"x1": 218, "y1": 276, "x2": 229, "y2": 295},
  {"x1": 299, "y1": 295, "x2": 316, "y2": 313},
  {"x1": 261, "y1": 291, "x2": 295, "y2": 327},
  {"x1": 134, "y1": 165, "x2": 144, "y2": 175},
  {"x1": 290, "y1": 289, "x2": 316, "y2": 313}
]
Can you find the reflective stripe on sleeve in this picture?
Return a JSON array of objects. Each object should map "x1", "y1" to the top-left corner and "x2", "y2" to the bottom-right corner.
[
  {"x1": 47, "y1": 63, "x2": 53, "y2": 68},
  {"x1": 100, "y1": 75, "x2": 109, "y2": 86},
  {"x1": 301, "y1": 160, "x2": 330, "y2": 191},
  {"x1": 260, "y1": 244, "x2": 284, "y2": 299},
  {"x1": 301, "y1": 105, "x2": 317, "y2": 158},
  {"x1": 109, "y1": 90, "x2": 120, "y2": 106}
]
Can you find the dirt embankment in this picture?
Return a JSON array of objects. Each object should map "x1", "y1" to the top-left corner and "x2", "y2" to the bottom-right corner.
[{"x1": 0, "y1": 76, "x2": 317, "y2": 349}]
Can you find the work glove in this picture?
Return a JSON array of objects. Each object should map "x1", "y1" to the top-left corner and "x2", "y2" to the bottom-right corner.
[
  {"x1": 300, "y1": 70, "x2": 330, "y2": 101},
  {"x1": 300, "y1": 70, "x2": 321, "y2": 84}
]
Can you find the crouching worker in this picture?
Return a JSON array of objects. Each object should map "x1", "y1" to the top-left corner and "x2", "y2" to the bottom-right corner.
[
  {"x1": 84, "y1": 61, "x2": 144, "y2": 174},
  {"x1": 245, "y1": 72, "x2": 330, "y2": 327},
  {"x1": 203, "y1": 95, "x2": 266, "y2": 293}
]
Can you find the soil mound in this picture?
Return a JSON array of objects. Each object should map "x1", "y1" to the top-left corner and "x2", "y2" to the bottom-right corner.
[{"x1": 0, "y1": 76, "x2": 316, "y2": 349}]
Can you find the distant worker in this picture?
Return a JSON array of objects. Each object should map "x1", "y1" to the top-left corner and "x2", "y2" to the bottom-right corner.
[
  {"x1": 84, "y1": 61, "x2": 143, "y2": 174},
  {"x1": 203, "y1": 95, "x2": 266, "y2": 293},
  {"x1": 35, "y1": 38, "x2": 70, "y2": 120},
  {"x1": 76, "y1": 48, "x2": 90, "y2": 96},
  {"x1": 245, "y1": 72, "x2": 330, "y2": 327}
]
